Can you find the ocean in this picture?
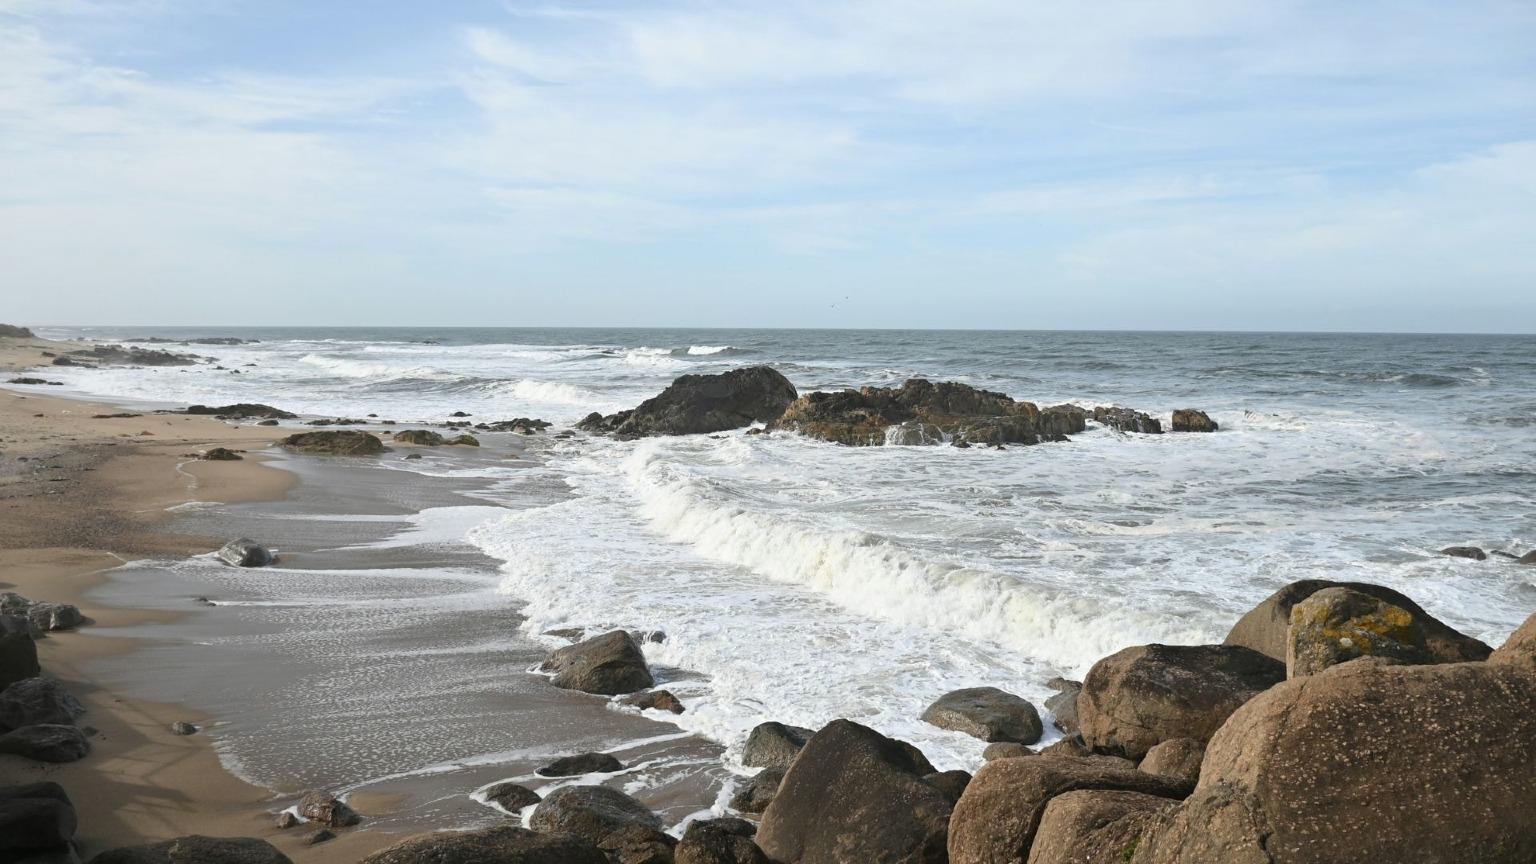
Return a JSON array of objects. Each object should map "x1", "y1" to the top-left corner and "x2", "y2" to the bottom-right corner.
[{"x1": 29, "y1": 326, "x2": 1536, "y2": 791}]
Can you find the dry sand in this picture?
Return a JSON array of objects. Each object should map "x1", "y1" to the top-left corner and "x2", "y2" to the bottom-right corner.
[{"x1": 0, "y1": 334, "x2": 400, "y2": 861}]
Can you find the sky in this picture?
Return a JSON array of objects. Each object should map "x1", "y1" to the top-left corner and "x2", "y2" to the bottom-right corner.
[{"x1": 1, "y1": 1, "x2": 1534, "y2": 332}]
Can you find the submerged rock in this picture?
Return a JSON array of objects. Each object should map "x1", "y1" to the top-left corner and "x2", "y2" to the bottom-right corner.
[
  {"x1": 1224, "y1": 579, "x2": 1490, "y2": 665},
  {"x1": 1078, "y1": 644, "x2": 1284, "y2": 759},
  {"x1": 758, "y1": 720, "x2": 953, "y2": 864},
  {"x1": 770, "y1": 378, "x2": 1086, "y2": 446},
  {"x1": 89, "y1": 835, "x2": 294, "y2": 863},
  {"x1": 579, "y1": 366, "x2": 798, "y2": 438},
  {"x1": 277, "y1": 430, "x2": 384, "y2": 456},
  {"x1": 541, "y1": 630, "x2": 654, "y2": 696},
  {"x1": 1439, "y1": 545, "x2": 1487, "y2": 560},
  {"x1": 1286, "y1": 586, "x2": 1430, "y2": 677},
  {"x1": 920, "y1": 686, "x2": 1043, "y2": 744},
  {"x1": 1169, "y1": 409, "x2": 1219, "y2": 432},
  {"x1": 216, "y1": 538, "x2": 272, "y2": 568}
]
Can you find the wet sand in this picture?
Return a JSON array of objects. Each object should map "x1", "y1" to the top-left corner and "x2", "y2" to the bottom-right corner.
[{"x1": 1, "y1": 334, "x2": 723, "y2": 862}]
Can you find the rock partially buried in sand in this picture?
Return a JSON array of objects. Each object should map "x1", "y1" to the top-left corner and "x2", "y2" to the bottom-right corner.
[
  {"x1": 0, "y1": 724, "x2": 90, "y2": 762},
  {"x1": 1224, "y1": 578, "x2": 1490, "y2": 665},
  {"x1": 580, "y1": 366, "x2": 799, "y2": 438},
  {"x1": 26, "y1": 602, "x2": 84, "y2": 632},
  {"x1": 481, "y1": 781, "x2": 540, "y2": 812},
  {"x1": 742, "y1": 721, "x2": 814, "y2": 770},
  {"x1": 1286, "y1": 586, "x2": 1430, "y2": 677},
  {"x1": 529, "y1": 785, "x2": 662, "y2": 844},
  {"x1": 1169, "y1": 409, "x2": 1219, "y2": 432},
  {"x1": 391, "y1": 429, "x2": 445, "y2": 446},
  {"x1": 0, "y1": 615, "x2": 41, "y2": 689},
  {"x1": 0, "y1": 781, "x2": 76, "y2": 854},
  {"x1": 297, "y1": 790, "x2": 360, "y2": 828},
  {"x1": 201, "y1": 447, "x2": 242, "y2": 461},
  {"x1": 540, "y1": 630, "x2": 654, "y2": 696},
  {"x1": 216, "y1": 538, "x2": 272, "y2": 568},
  {"x1": 537, "y1": 752, "x2": 624, "y2": 777},
  {"x1": 921, "y1": 686, "x2": 1043, "y2": 744},
  {"x1": 1077, "y1": 643, "x2": 1284, "y2": 759},
  {"x1": 277, "y1": 430, "x2": 384, "y2": 456},
  {"x1": 169, "y1": 721, "x2": 198, "y2": 736},
  {"x1": 89, "y1": 835, "x2": 294, "y2": 863},
  {"x1": 757, "y1": 720, "x2": 953, "y2": 864},
  {"x1": 0, "y1": 678, "x2": 86, "y2": 731}
]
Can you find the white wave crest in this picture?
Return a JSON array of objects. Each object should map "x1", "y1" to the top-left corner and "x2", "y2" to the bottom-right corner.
[
  {"x1": 491, "y1": 378, "x2": 597, "y2": 405},
  {"x1": 686, "y1": 345, "x2": 734, "y2": 355}
]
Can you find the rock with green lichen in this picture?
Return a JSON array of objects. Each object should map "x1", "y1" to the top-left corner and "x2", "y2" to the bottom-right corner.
[{"x1": 1286, "y1": 587, "x2": 1430, "y2": 677}]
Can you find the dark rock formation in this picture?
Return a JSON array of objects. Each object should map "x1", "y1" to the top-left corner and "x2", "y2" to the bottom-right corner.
[
  {"x1": 676, "y1": 817, "x2": 768, "y2": 864},
  {"x1": 0, "y1": 782, "x2": 76, "y2": 858},
  {"x1": 277, "y1": 430, "x2": 384, "y2": 456},
  {"x1": 757, "y1": 719, "x2": 953, "y2": 864},
  {"x1": 742, "y1": 721, "x2": 814, "y2": 770},
  {"x1": 479, "y1": 418, "x2": 552, "y2": 433},
  {"x1": 529, "y1": 785, "x2": 662, "y2": 844},
  {"x1": 1078, "y1": 644, "x2": 1284, "y2": 759},
  {"x1": 482, "y1": 781, "x2": 540, "y2": 812},
  {"x1": 1286, "y1": 586, "x2": 1430, "y2": 676},
  {"x1": 89, "y1": 835, "x2": 294, "y2": 863},
  {"x1": 729, "y1": 768, "x2": 784, "y2": 814},
  {"x1": 201, "y1": 448, "x2": 242, "y2": 461},
  {"x1": 920, "y1": 686, "x2": 1043, "y2": 744},
  {"x1": 1134, "y1": 659, "x2": 1536, "y2": 863},
  {"x1": 598, "y1": 823, "x2": 678, "y2": 864},
  {"x1": 1044, "y1": 677, "x2": 1082, "y2": 734},
  {"x1": 182, "y1": 404, "x2": 295, "y2": 420},
  {"x1": 26, "y1": 602, "x2": 84, "y2": 632},
  {"x1": 6, "y1": 377, "x2": 60, "y2": 385},
  {"x1": 0, "y1": 324, "x2": 36, "y2": 338},
  {"x1": 1438, "y1": 545, "x2": 1486, "y2": 560},
  {"x1": 620, "y1": 689, "x2": 685, "y2": 714},
  {"x1": 579, "y1": 367, "x2": 798, "y2": 438},
  {"x1": 392, "y1": 429, "x2": 445, "y2": 446},
  {"x1": 1224, "y1": 579, "x2": 1490, "y2": 664},
  {"x1": 0, "y1": 678, "x2": 86, "y2": 731},
  {"x1": 297, "y1": 790, "x2": 360, "y2": 828},
  {"x1": 1029, "y1": 789, "x2": 1177, "y2": 864},
  {"x1": 64, "y1": 345, "x2": 198, "y2": 367},
  {"x1": 541, "y1": 630, "x2": 654, "y2": 696},
  {"x1": 0, "y1": 724, "x2": 90, "y2": 762},
  {"x1": 215, "y1": 538, "x2": 272, "y2": 568},
  {"x1": 770, "y1": 378, "x2": 1086, "y2": 446},
  {"x1": 1, "y1": 615, "x2": 41, "y2": 689},
  {"x1": 1092, "y1": 406, "x2": 1163, "y2": 434},
  {"x1": 169, "y1": 722, "x2": 197, "y2": 736},
  {"x1": 537, "y1": 752, "x2": 624, "y2": 777},
  {"x1": 924, "y1": 769, "x2": 974, "y2": 803},
  {"x1": 358, "y1": 826, "x2": 606, "y2": 864},
  {"x1": 1169, "y1": 409, "x2": 1218, "y2": 432},
  {"x1": 1137, "y1": 738, "x2": 1205, "y2": 786}
]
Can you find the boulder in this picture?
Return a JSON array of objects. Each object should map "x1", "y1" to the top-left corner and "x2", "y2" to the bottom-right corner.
[
  {"x1": 1077, "y1": 644, "x2": 1284, "y2": 759},
  {"x1": 1224, "y1": 579, "x2": 1490, "y2": 664},
  {"x1": 0, "y1": 324, "x2": 36, "y2": 338},
  {"x1": 26, "y1": 603, "x2": 84, "y2": 632},
  {"x1": 1044, "y1": 678, "x2": 1081, "y2": 734},
  {"x1": 769, "y1": 378, "x2": 1085, "y2": 446},
  {"x1": 482, "y1": 781, "x2": 540, "y2": 812},
  {"x1": 1438, "y1": 545, "x2": 1486, "y2": 561},
  {"x1": 620, "y1": 689, "x2": 685, "y2": 714},
  {"x1": 297, "y1": 790, "x2": 360, "y2": 828},
  {"x1": 983, "y1": 742, "x2": 1038, "y2": 761},
  {"x1": 446, "y1": 434, "x2": 480, "y2": 446},
  {"x1": 947, "y1": 755, "x2": 1192, "y2": 864},
  {"x1": 1169, "y1": 410, "x2": 1218, "y2": 433},
  {"x1": 183, "y1": 403, "x2": 295, "y2": 419},
  {"x1": 924, "y1": 769, "x2": 973, "y2": 803},
  {"x1": 215, "y1": 538, "x2": 272, "y2": 568},
  {"x1": 1037, "y1": 736, "x2": 1136, "y2": 770},
  {"x1": 729, "y1": 768, "x2": 785, "y2": 814},
  {"x1": 1, "y1": 615, "x2": 40, "y2": 689},
  {"x1": 1092, "y1": 406, "x2": 1163, "y2": 434},
  {"x1": 391, "y1": 429, "x2": 445, "y2": 446},
  {"x1": 757, "y1": 719, "x2": 954, "y2": 864},
  {"x1": 1134, "y1": 659, "x2": 1536, "y2": 863},
  {"x1": 579, "y1": 367, "x2": 798, "y2": 438},
  {"x1": 741, "y1": 721, "x2": 814, "y2": 770},
  {"x1": 598, "y1": 824, "x2": 678, "y2": 864},
  {"x1": 1138, "y1": 738, "x2": 1205, "y2": 786},
  {"x1": 0, "y1": 678, "x2": 86, "y2": 731},
  {"x1": 537, "y1": 751, "x2": 624, "y2": 777},
  {"x1": 0, "y1": 782, "x2": 76, "y2": 855},
  {"x1": 920, "y1": 686, "x2": 1043, "y2": 743},
  {"x1": 1286, "y1": 586, "x2": 1430, "y2": 677},
  {"x1": 530, "y1": 785, "x2": 661, "y2": 844},
  {"x1": 356, "y1": 826, "x2": 608, "y2": 864},
  {"x1": 1490, "y1": 612, "x2": 1536, "y2": 666},
  {"x1": 277, "y1": 430, "x2": 384, "y2": 456},
  {"x1": 201, "y1": 448, "x2": 242, "y2": 461},
  {"x1": 676, "y1": 818, "x2": 768, "y2": 864},
  {"x1": 1521, "y1": 550, "x2": 1536, "y2": 565},
  {"x1": 1027, "y1": 789, "x2": 1178, "y2": 864},
  {"x1": 541, "y1": 630, "x2": 654, "y2": 696},
  {"x1": 0, "y1": 724, "x2": 87, "y2": 762}
]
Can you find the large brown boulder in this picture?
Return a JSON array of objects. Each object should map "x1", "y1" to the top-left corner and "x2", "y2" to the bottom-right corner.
[
  {"x1": 277, "y1": 430, "x2": 384, "y2": 456},
  {"x1": 676, "y1": 818, "x2": 768, "y2": 864},
  {"x1": 1138, "y1": 738, "x2": 1205, "y2": 786},
  {"x1": 578, "y1": 367, "x2": 798, "y2": 438},
  {"x1": 1027, "y1": 789, "x2": 1179, "y2": 864},
  {"x1": 357, "y1": 826, "x2": 606, "y2": 864},
  {"x1": 769, "y1": 379, "x2": 1086, "y2": 446},
  {"x1": 1169, "y1": 410, "x2": 1218, "y2": 433},
  {"x1": 757, "y1": 719, "x2": 953, "y2": 864},
  {"x1": 541, "y1": 630, "x2": 654, "y2": 696},
  {"x1": 0, "y1": 724, "x2": 90, "y2": 762},
  {"x1": 1133, "y1": 659, "x2": 1536, "y2": 863},
  {"x1": 1092, "y1": 406, "x2": 1162, "y2": 434},
  {"x1": 1, "y1": 782, "x2": 76, "y2": 857},
  {"x1": 529, "y1": 785, "x2": 661, "y2": 844},
  {"x1": 921, "y1": 686, "x2": 1043, "y2": 744},
  {"x1": 0, "y1": 615, "x2": 40, "y2": 689},
  {"x1": 88, "y1": 836, "x2": 293, "y2": 863},
  {"x1": 1490, "y1": 612, "x2": 1536, "y2": 666},
  {"x1": 1078, "y1": 644, "x2": 1283, "y2": 759},
  {"x1": 947, "y1": 755, "x2": 1192, "y2": 864},
  {"x1": 597, "y1": 824, "x2": 677, "y2": 864},
  {"x1": 1224, "y1": 579, "x2": 1489, "y2": 664},
  {"x1": 0, "y1": 678, "x2": 86, "y2": 731},
  {"x1": 741, "y1": 721, "x2": 813, "y2": 770},
  {"x1": 1285, "y1": 587, "x2": 1430, "y2": 677}
]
